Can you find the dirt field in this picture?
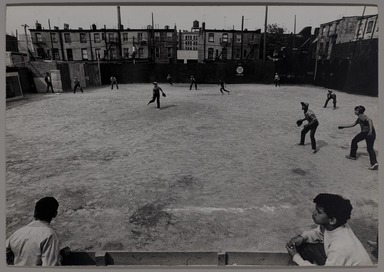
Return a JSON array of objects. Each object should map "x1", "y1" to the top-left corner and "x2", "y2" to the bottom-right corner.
[{"x1": 5, "y1": 83, "x2": 378, "y2": 261}]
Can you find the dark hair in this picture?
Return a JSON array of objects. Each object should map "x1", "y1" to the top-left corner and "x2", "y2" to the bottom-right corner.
[
  {"x1": 354, "y1": 105, "x2": 365, "y2": 114},
  {"x1": 34, "y1": 197, "x2": 59, "y2": 221},
  {"x1": 313, "y1": 194, "x2": 352, "y2": 227}
]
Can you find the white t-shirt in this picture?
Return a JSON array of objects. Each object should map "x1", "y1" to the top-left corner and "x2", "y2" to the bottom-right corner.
[
  {"x1": 293, "y1": 224, "x2": 373, "y2": 266},
  {"x1": 6, "y1": 220, "x2": 61, "y2": 266}
]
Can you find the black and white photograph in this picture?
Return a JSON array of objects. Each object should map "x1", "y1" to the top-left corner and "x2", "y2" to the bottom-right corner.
[{"x1": 2, "y1": 0, "x2": 382, "y2": 269}]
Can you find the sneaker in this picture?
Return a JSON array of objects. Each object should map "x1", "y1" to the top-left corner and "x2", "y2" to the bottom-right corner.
[
  {"x1": 369, "y1": 163, "x2": 378, "y2": 170},
  {"x1": 311, "y1": 149, "x2": 317, "y2": 154},
  {"x1": 346, "y1": 155, "x2": 357, "y2": 160}
]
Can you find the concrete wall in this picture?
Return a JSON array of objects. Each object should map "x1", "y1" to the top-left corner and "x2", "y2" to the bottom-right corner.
[{"x1": 60, "y1": 251, "x2": 294, "y2": 266}]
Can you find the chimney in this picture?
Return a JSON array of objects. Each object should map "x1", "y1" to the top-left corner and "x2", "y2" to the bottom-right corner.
[
  {"x1": 35, "y1": 21, "x2": 42, "y2": 30},
  {"x1": 54, "y1": 26, "x2": 59, "y2": 30},
  {"x1": 64, "y1": 23, "x2": 69, "y2": 30},
  {"x1": 92, "y1": 24, "x2": 97, "y2": 30},
  {"x1": 117, "y1": 6, "x2": 122, "y2": 30},
  {"x1": 165, "y1": 25, "x2": 169, "y2": 29}
]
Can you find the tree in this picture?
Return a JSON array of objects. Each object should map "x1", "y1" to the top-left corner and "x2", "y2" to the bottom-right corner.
[{"x1": 266, "y1": 24, "x2": 287, "y2": 58}]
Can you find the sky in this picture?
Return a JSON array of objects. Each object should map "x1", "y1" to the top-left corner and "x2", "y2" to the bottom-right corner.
[{"x1": 5, "y1": 4, "x2": 379, "y2": 37}]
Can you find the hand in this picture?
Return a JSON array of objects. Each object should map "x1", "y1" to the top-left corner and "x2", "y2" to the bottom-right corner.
[
  {"x1": 338, "y1": 126, "x2": 344, "y2": 129},
  {"x1": 285, "y1": 243, "x2": 298, "y2": 257}
]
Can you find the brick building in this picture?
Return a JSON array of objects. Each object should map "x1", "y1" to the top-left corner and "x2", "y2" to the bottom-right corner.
[
  {"x1": 29, "y1": 21, "x2": 178, "y2": 63},
  {"x1": 198, "y1": 22, "x2": 261, "y2": 63}
]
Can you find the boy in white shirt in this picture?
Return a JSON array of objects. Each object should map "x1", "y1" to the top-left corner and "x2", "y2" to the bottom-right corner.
[{"x1": 286, "y1": 193, "x2": 373, "y2": 266}]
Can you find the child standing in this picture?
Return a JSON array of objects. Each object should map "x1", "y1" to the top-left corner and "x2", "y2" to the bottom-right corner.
[
  {"x1": 73, "y1": 77, "x2": 83, "y2": 93},
  {"x1": 296, "y1": 102, "x2": 319, "y2": 154},
  {"x1": 189, "y1": 75, "x2": 197, "y2": 90},
  {"x1": 323, "y1": 90, "x2": 337, "y2": 109},
  {"x1": 286, "y1": 193, "x2": 373, "y2": 266},
  {"x1": 338, "y1": 105, "x2": 378, "y2": 170},
  {"x1": 45, "y1": 72, "x2": 54, "y2": 93},
  {"x1": 274, "y1": 73, "x2": 280, "y2": 87},
  {"x1": 110, "y1": 76, "x2": 119, "y2": 89}
]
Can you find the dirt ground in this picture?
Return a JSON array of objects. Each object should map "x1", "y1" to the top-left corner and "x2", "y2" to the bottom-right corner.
[{"x1": 5, "y1": 83, "x2": 378, "y2": 262}]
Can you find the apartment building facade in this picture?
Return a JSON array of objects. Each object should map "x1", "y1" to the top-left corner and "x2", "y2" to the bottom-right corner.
[
  {"x1": 177, "y1": 20, "x2": 200, "y2": 63},
  {"x1": 198, "y1": 22, "x2": 261, "y2": 63},
  {"x1": 29, "y1": 22, "x2": 178, "y2": 63},
  {"x1": 315, "y1": 15, "x2": 379, "y2": 60}
]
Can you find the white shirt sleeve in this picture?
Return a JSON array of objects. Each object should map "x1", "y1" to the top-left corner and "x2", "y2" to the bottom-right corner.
[{"x1": 40, "y1": 233, "x2": 61, "y2": 266}]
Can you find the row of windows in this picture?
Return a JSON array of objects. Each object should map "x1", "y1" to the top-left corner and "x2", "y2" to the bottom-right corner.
[
  {"x1": 184, "y1": 35, "x2": 198, "y2": 40},
  {"x1": 184, "y1": 41, "x2": 198, "y2": 46},
  {"x1": 38, "y1": 46, "x2": 176, "y2": 60},
  {"x1": 36, "y1": 32, "x2": 258, "y2": 45},
  {"x1": 207, "y1": 47, "x2": 256, "y2": 60},
  {"x1": 207, "y1": 33, "x2": 256, "y2": 43},
  {"x1": 36, "y1": 32, "x2": 175, "y2": 44}
]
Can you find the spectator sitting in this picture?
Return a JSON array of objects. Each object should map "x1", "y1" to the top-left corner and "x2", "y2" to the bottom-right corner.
[
  {"x1": 6, "y1": 197, "x2": 62, "y2": 266},
  {"x1": 286, "y1": 193, "x2": 373, "y2": 266}
]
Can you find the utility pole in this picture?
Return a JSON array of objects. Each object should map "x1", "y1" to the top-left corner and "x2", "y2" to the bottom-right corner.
[
  {"x1": 21, "y1": 24, "x2": 29, "y2": 52},
  {"x1": 151, "y1": 13, "x2": 155, "y2": 63},
  {"x1": 240, "y1": 16, "x2": 244, "y2": 61},
  {"x1": 263, "y1": 6, "x2": 268, "y2": 62},
  {"x1": 293, "y1": 15, "x2": 296, "y2": 49},
  {"x1": 48, "y1": 19, "x2": 54, "y2": 60},
  {"x1": 117, "y1": 6, "x2": 122, "y2": 59}
]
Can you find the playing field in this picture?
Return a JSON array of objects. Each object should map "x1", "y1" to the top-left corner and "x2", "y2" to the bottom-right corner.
[{"x1": 5, "y1": 83, "x2": 378, "y2": 256}]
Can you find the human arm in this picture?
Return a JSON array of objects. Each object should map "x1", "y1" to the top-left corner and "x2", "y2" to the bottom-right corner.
[
  {"x1": 6, "y1": 239, "x2": 14, "y2": 265},
  {"x1": 41, "y1": 234, "x2": 61, "y2": 266},
  {"x1": 367, "y1": 119, "x2": 374, "y2": 135},
  {"x1": 338, "y1": 120, "x2": 358, "y2": 129},
  {"x1": 286, "y1": 227, "x2": 325, "y2": 266}
]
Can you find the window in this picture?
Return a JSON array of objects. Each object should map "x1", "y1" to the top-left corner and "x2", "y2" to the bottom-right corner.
[
  {"x1": 53, "y1": 48, "x2": 60, "y2": 60},
  {"x1": 95, "y1": 48, "x2": 101, "y2": 59},
  {"x1": 80, "y1": 33, "x2": 86, "y2": 43},
  {"x1": 64, "y1": 33, "x2": 71, "y2": 43},
  {"x1": 155, "y1": 32, "x2": 160, "y2": 41},
  {"x1": 251, "y1": 35, "x2": 255, "y2": 42},
  {"x1": 36, "y1": 48, "x2": 45, "y2": 57},
  {"x1": 208, "y1": 48, "x2": 214, "y2": 59},
  {"x1": 66, "y1": 49, "x2": 73, "y2": 61},
  {"x1": 244, "y1": 50, "x2": 247, "y2": 58},
  {"x1": 235, "y1": 49, "x2": 241, "y2": 58},
  {"x1": 167, "y1": 32, "x2": 173, "y2": 39},
  {"x1": 236, "y1": 34, "x2": 241, "y2": 43},
  {"x1": 366, "y1": 21, "x2": 374, "y2": 34},
  {"x1": 36, "y1": 33, "x2": 43, "y2": 42},
  {"x1": 123, "y1": 48, "x2": 129, "y2": 58},
  {"x1": 222, "y1": 33, "x2": 228, "y2": 43},
  {"x1": 208, "y1": 33, "x2": 214, "y2": 42},
  {"x1": 138, "y1": 33, "x2": 143, "y2": 40},
  {"x1": 94, "y1": 33, "x2": 101, "y2": 43},
  {"x1": 110, "y1": 48, "x2": 116, "y2": 59},
  {"x1": 167, "y1": 47, "x2": 172, "y2": 58},
  {"x1": 193, "y1": 35, "x2": 198, "y2": 40},
  {"x1": 50, "y1": 33, "x2": 57, "y2": 42},
  {"x1": 222, "y1": 48, "x2": 227, "y2": 60},
  {"x1": 81, "y1": 48, "x2": 88, "y2": 60},
  {"x1": 109, "y1": 33, "x2": 115, "y2": 42},
  {"x1": 123, "y1": 33, "x2": 128, "y2": 42},
  {"x1": 139, "y1": 48, "x2": 144, "y2": 58},
  {"x1": 155, "y1": 47, "x2": 160, "y2": 58}
]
